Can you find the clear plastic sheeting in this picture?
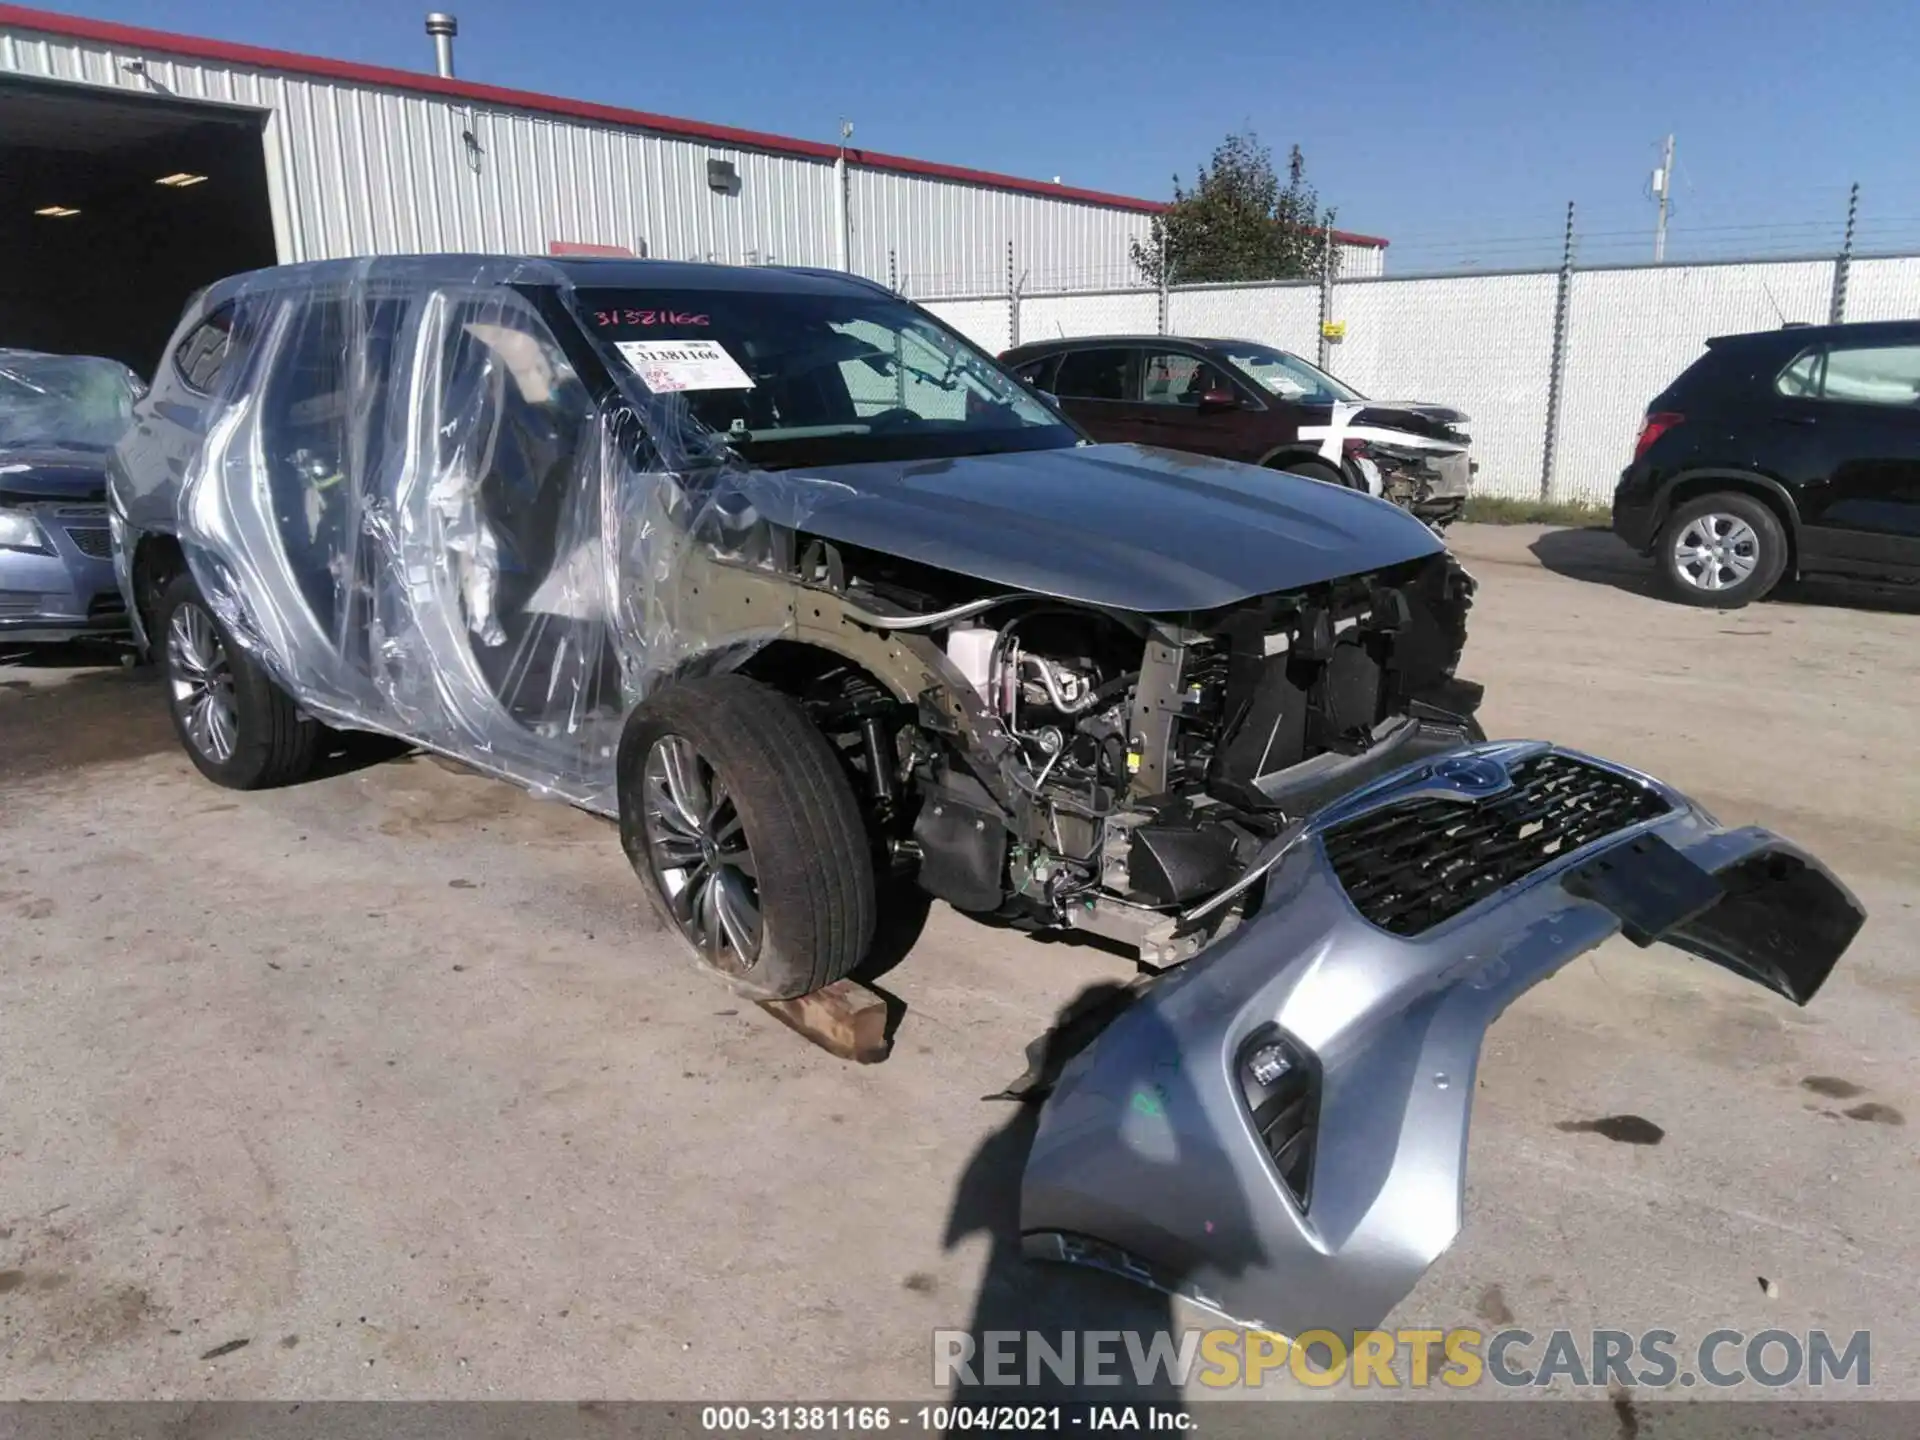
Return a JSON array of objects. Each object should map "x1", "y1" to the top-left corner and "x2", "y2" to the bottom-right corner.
[
  {"x1": 0, "y1": 350, "x2": 144, "y2": 451},
  {"x1": 170, "y1": 257, "x2": 856, "y2": 814}
]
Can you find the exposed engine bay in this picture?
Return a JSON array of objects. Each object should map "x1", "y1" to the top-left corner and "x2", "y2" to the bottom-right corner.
[
  {"x1": 784, "y1": 540, "x2": 1483, "y2": 964},
  {"x1": 1361, "y1": 442, "x2": 1473, "y2": 531}
]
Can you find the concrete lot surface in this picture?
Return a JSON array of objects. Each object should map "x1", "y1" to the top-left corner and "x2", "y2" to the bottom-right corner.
[{"x1": 2, "y1": 523, "x2": 1916, "y2": 1402}]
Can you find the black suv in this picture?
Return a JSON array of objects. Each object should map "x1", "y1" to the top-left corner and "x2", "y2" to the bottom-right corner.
[{"x1": 1613, "y1": 319, "x2": 1920, "y2": 607}]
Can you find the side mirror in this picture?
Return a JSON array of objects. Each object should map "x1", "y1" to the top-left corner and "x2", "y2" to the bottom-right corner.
[{"x1": 1196, "y1": 388, "x2": 1240, "y2": 413}]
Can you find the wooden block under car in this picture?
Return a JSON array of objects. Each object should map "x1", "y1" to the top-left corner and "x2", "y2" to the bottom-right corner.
[{"x1": 758, "y1": 977, "x2": 891, "y2": 1063}]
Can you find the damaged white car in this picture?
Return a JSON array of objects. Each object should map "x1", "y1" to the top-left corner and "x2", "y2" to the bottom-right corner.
[{"x1": 109, "y1": 257, "x2": 1865, "y2": 1339}]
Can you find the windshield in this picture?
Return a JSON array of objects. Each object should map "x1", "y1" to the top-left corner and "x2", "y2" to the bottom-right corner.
[
  {"x1": 0, "y1": 352, "x2": 143, "y2": 451},
  {"x1": 1218, "y1": 343, "x2": 1365, "y2": 405},
  {"x1": 570, "y1": 286, "x2": 1078, "y2": 468}
]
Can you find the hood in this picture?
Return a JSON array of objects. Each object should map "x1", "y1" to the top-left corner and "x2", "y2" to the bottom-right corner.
[
  {"x1": 0, "y1": 448, "x2": 109, "y2": 504},
  {"x1": 770, "y1": 443, "x2": 1443, "y2": 612},
  {"x1": 1364, "y1": 401, "x2": 1470, "y2": 435}
]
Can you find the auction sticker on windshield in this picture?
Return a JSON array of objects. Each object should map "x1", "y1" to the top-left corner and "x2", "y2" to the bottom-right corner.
[{"x1": 615, "y1": 339, "x2": 754, "y2": 393}]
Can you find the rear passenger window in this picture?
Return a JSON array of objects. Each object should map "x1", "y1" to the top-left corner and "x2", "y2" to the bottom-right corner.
[
  {"x1": 173, "y1": 304, "x2": 247, "y2": 394},
  {"x1": 1011, "y1": 354, "x2": 1058, "y2": 391},
  {"x1": 1777, "y1": 344, "x2": 1920, "y2": 407},
  {"x1": 1052, "y1": 348, "x2": 1132, "y2": 402}
]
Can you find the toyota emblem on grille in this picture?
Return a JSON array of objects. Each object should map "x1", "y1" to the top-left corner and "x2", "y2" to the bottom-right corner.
[{"x1": 1431, "y1": 754, "x2": 1512, "y2": 797}]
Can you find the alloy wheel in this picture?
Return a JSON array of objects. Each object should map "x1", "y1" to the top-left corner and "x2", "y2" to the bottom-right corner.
[
  {"x1": 640, "y1": 734, "x2": 762, "y2": 974},
  {"x1": 167, "y1": 601, "x2": 238, "y2": 765}
]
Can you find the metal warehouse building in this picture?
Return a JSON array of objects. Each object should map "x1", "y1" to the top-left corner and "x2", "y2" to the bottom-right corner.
[{"x1": 0, "y1": 2, "x2": 1387, "y2": 374}]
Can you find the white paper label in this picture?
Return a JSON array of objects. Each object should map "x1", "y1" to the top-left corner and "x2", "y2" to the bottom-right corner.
[{"x1": 615, "y1": 339, "x2": 754, "y2": 393}]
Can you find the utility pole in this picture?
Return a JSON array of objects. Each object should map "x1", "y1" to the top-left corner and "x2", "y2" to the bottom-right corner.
[{"x1": 1652, "y1": 133, "x2": 1675, "y2": 263}]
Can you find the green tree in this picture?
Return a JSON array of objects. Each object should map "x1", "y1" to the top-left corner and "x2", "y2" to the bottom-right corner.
[{"x1": 1131, "y1": 132, "x2": 1339, "y2": 287}]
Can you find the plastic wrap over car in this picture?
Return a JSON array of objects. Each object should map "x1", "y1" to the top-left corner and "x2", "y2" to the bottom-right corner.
[{"x1": 166, "y1": 258, "x2": 856, "y2": 812}]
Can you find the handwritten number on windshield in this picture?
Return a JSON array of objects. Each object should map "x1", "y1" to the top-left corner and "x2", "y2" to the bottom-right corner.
[{"x1": 594, "y1": 311, "x2": 710, "y2": 327}]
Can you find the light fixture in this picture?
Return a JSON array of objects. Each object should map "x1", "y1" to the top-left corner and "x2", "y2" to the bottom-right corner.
[
  {"x1": 155, "y1": 172, "x2": 208, "y2": 187},
  {"x1": 33, "y1": 205, "x2": 80, "y2": 217}
]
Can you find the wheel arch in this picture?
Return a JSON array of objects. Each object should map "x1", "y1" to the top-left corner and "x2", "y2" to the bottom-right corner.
[
  {"x1": 129, "y1": 531, "x2": 190, "y2": 655},
  {"x1": 1260, "y1": 445, "x2": 1342, "y2": 477},
  {"x1": 1657, "y1": 471, "x2": 1802, "y2": 579}
]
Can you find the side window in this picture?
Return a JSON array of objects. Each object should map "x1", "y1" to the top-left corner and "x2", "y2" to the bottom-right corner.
[
  {"x1": 1012, "y1": 354, "x2": 1058, "y2": 392},
  {"x1": 1777, "y1": 344, "x2": 1920, "y2": 407},
  {"x1": 173, "y1": 304, "x2": 247, "y2": 394},
  {"x1": 1140, "y1": 351, "x2": 1227, "y2": 406},
  {"x1": 1052, "y1": 347, "x2": 1133, "y2": 402}
]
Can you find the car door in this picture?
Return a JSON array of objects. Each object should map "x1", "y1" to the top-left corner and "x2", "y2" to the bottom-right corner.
[
  {"x1": 1131, "y1": 347, "x2": 1269, "y2": 462},
  {"x1": 1046, "y1": 345, "x2": 1141, "y2": 443},
  {"x1": 1773, "y1": 337, "x2": 1920, "y2": 579}
]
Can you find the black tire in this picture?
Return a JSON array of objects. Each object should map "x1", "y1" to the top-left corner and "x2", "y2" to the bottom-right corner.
[
  {"x1": 617, "y1": 674, "x2": 877, "y2": 1000},
  {"x1": 156, "y1": 571, "x2": 321, "y2": 789},
  {"x1": 1656, "y1": 492, "x2": 1788, "y2": 609},
  {"x1": 1277, "y1": 458, "x2": 1352, "y2": 489}
]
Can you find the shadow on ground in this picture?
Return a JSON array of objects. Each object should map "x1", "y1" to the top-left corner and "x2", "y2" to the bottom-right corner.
[
  {"x1": 1527, "y1": 527, "x2": 1656, "y2": 598},
  {"x1": 938, "y1": 982, "x2": 1248, "y2": 1416},
  {"x1": 1530, "y1": 525, "x2": 1920, "y2": 614},
  {"x1": 0, "y1": 645, "x2": 170, "y2": 779}
]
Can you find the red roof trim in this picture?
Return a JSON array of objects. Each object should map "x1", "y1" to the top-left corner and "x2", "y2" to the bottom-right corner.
[{"x1": 0, "y1": 3, "x2": 1389, "y2": 247}]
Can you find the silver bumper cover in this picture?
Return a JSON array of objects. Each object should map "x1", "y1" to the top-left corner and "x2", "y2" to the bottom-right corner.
[{"x1": 1019, "y1": 741, "x2": 1864, "y2": 1338}]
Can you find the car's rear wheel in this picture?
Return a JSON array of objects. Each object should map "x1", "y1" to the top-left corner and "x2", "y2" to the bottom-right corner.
[
  {"x1": 158, "y1": 571, "x2": 321, "y2": 789},
  {"x1": 1657, "y1": 493, "x2": 1787, "y2": 608},
  {"x1": 617, "y1": 675, "x2": 877, "y2": 1000}
]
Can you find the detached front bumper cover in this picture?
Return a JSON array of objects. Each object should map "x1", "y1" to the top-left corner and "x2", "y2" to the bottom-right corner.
[{"x1": 1019, "y1": 741, "x2": 1864, "y2": 1338}]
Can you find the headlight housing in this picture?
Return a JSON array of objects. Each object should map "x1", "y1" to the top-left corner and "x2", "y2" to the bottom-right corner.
[{"x1": 0, "y1": 507, "x2": 51, "y2": 555}]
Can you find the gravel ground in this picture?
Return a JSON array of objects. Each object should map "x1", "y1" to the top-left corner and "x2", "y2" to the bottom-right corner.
[{"x1": 1, "y1": 523, "x2": 1915, "y2": 1404}]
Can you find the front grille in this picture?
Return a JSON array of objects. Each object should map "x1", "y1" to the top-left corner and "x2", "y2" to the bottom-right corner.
[
  {"x1": 64, "y1": 526, "x2": 112, "y2": 559},
  {"x1": 1321, "y1": 752, "x2": 1672, "y2": 935}
]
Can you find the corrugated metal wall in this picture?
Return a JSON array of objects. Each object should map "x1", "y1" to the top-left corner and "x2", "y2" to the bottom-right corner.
[
  {"x1": 0, "y1": 21, "x2": 1169, "y2": 291},
  {"x1": 847, "y1": 168, "x2": 1150, "y2": 297}
]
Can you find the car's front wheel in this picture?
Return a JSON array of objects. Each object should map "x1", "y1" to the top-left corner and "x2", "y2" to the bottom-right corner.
[
  {"x1": 157, "y1": 571, "x2": 321, "y2": 788},
  {"x1": 617, "y1": 675, "x2": 877, "y2": 1000},
  {"x1": 1656, "y1": 493, "x2": 1788, "y2": 608},
  {"x1": 1278, "y1": 458, "x2": 1355, "y2": 490}
]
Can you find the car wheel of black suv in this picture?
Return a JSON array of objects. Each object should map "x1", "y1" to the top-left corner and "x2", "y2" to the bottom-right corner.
[
  {"x1": 617, "y1": 674, "x2": 877, "y2": 1000},
  {"x1": 157, "y1": 571, "x2": 322, "y2": 789},
  {"x1": 1656, "y1": 492, "x2": 1788, "y2": 609}
]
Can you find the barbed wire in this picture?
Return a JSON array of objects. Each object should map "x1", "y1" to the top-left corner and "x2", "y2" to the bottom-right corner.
[{"x1": 885, "y1": 191, "x2": 1917, "y2": 300}]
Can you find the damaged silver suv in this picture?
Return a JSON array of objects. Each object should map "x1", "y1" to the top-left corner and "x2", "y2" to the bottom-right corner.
[{"x1": 110, "y1": 257, "x2": 1865, "y2": 1339}]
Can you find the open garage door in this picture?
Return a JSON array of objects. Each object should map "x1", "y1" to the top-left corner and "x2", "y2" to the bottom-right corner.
[{"x1": 0, "y1": 76, "x2": 279, "y2": 382}]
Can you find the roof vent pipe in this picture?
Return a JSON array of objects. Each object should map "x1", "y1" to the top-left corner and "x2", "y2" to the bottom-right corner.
[{"x1": 425, "y1": 13, "x2": 457, "y2": 78}]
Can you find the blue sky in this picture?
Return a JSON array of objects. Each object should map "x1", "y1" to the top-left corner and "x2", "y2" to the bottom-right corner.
[{"x1": 44, "y1": 0, "x2": 1920, "y2": 267}]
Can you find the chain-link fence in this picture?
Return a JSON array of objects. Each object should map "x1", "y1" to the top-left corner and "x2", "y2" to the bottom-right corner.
[{"x1": 918, "y1": 243, "x2": 1920, "y2": 506}]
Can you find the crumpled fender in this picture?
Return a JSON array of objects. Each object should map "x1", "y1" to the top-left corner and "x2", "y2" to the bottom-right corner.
[{"x1": 1018, "y1": 742, "x2": 1865, "y2": 1338}]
